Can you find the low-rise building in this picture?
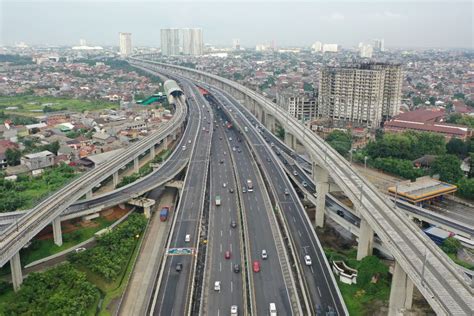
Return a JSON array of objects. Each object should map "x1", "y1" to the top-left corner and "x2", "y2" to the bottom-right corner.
[{"x1": 21, "y1": 150, "x2": 55, "y2": 170}]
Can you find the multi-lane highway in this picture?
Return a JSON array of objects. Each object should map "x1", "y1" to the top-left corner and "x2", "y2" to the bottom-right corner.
[
  {"x1": 203, "y1": 108, "x2": 244, "y2": 315},
  {"x1": 151, "y1": 81, "x2": 212, "y2": 316},
  {"x1": 212, "y1": 89, "x2": 345, "y2": 314}
]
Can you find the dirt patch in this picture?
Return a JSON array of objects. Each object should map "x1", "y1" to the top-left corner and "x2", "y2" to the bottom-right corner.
[
  {"x1": 103, "y1": 207, "x2": 129, "y2": 221},
  {"x1": 315, "y1": 225, "x2": 356, "y2": 251}
]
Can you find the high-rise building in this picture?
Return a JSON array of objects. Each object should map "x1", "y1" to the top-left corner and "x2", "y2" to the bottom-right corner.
[
  {"x1": 359, "y1": 43, "x2": 373, "y2": 58},
  {"x1": 161, "y1": 28, "x2": 181, "y2": 56},
  {"x1": 373, "y1": 39, "x2": 385, "y2": 52},
  {"x1": 322, "y1": 44, "x2": 338, "y2": 53},
  {"x1": 278, "y1": 94, "x2": 318, "y2": 121},
  {"x1": 79, "y1": 39, "x2": 87, "y2": 46},
  {"x1": 119, "y1": 32, "x2": 132, "y2": 57},
  {"x1": 311, "y1": 41, "x2": 322, "y2": 52},
  {"x1": 318, "y1": 63, "x2": 402, "y2": 128},
  {"x1": 182, "y1": 28, "x2": 203, "y2": 56},
  {"x1": 232, "y1": 38, "x2": 241, "y2": 50}
]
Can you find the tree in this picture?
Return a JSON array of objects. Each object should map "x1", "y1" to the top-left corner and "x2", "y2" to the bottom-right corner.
[
  {"x1": 446, "y1": 138, "x2": 468, "y2": 157},
  {"x1": 303, "y1": 82, "x2": 313, "y2": 92},
  {"x1": 428, "y1": 96, "x2": 436, "y2": 105},
  {"x1": 457, "y1": 178, "x2": 474, "y2": 200},
  {"x1": 326, "y1": 130, "x2": 352, "y2": 156},
  {"x1": 5, "y1": 148, "x2": 21, "y2": 166},
  {"x1": 453, "y1": 92, "x2": 465, "y2": 100},
  {"x1": 441, "y1": 237, "x2": 462, "y2": 254},
  {"x1": 469, "y1": 153, "x2": 474, "y2": 179},
  {"x1": 430, "y1": 154, "x2": 463, "y2": 183}
]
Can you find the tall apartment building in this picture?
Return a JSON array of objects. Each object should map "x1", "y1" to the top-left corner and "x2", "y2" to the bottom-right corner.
[
  {"x1": 232, "y1": 38, "x2": 241, "y2": 50},
  {"x1": 359, "y1": 43, "x2": 373, "y2": 58},
  {"x1": 182, "y1": 28, "x2": 203, "y2": 56},
  {"x1": 278, "y1": 93, "x2": 317, "y2": 122},
  {"x1": 161, "y1": 28, "x2": 181, "y2": 56},
  {"x1": 311, "y1": 41, "x2": 322, "y2": 52},
  {"x1": 322, "y1": 44, "x2": 338, "y2": 53},
  {"x1": 373, "y1": 39, "x2": 385, "y2": 52},
  {"x1": 119, "y1": 32, "x2": 132, "y2": 57},
  {"x1": 318, "y1": 63, "x2": 402, "y2": 128}
]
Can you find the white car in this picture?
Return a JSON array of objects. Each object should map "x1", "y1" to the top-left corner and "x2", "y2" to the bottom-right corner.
[
  {"x1": 214, "y1": 281, "x2": 221, "y2": 291},
  {"x1": 223, "y1": 183, "x2": 227, "y2": 188},
  {"x1": 304, "y1": 255, "x2": 312, "y2": 266},
  {"x1": 188, "y1": 140, "x2": 191, "y2": 144},
  {"x1": 182, "y1": 145, "x2": 186, "y2": 151},
  {"x1": 261, "y1": 249, "x2": 268, "y2": 260},
  {"x1": 185, "y1": 234, "x2": 191, "y2": 242},
  {"x1": 230, "y1": 305, "x2": 238, "y2": 315}
]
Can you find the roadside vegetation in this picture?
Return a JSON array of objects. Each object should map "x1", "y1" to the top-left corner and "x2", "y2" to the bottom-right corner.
[
  {"x1": 325, "y1": 129, "x2": 474, "y2": 200},
  {"x1": 0, "y1": 163, "x2": 78, "y2": 212},
  {"x1": 0, "y1": 263, "x2": 99, "y2": 315},
  {"x1": 441, "y1": 237, "x2": 474, "y2": 270},
  {"x1": 324, "y1": 248, "x2": 391, "y2": 315}
]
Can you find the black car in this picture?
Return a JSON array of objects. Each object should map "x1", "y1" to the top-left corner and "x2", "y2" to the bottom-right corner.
[
  {"x1": 176, "y1": 263, "x2": 183, "y2": 272},
  {"x1": 229, "y1": 188, "x2": 234, "y2": 193},
  {"x1": 220, "y1": 160, "x2": 224, "y2": 164},
  {"x1": 233, "y1": 264, "x2": 241, "y2": 273},
  {"x1": 230, "y1": 220, "x2": 237, "y2": 228}
]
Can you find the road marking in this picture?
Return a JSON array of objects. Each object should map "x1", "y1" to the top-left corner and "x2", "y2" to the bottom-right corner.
[
  {"x1": 311, "y1": 266, "x2": 314, "y2": 274},
  {"x1": 220, "y1": 262, "x2": 222, "y2": 272},
  {"x1": 220, "y1": 230, "x2": 223, "y2": 237},
  {"x1": 230, "y1": 243, "x2": 233, "y2": 251},
  {"x1": 229, "y1": 229, "x2": 232, "y2": 236},
  {"x1": 231, "y1": 281, "x2": 234, "y2": 293},
  {"x1": 293, "y1": 216, "x2": 296, "y2": 223},
  {"x1": 318, "y1": 286, "x2": 322, "y2": 297},
  {"x1": 298, "y1": 230, "x2": 302, "y2": 237},
  {"x1": 220, "y1": 243, "x2": 222, "y2": 252}
]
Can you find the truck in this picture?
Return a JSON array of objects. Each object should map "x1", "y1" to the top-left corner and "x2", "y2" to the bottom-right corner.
[
  {"x1": 246, "y1": 179, "x2": 254, "y2": 192},
  {"x1": 215, "y1": 195, "x2": 221, "y2": 206},
  {"x1": 159, "y1": 207, "x2": 170, "y2": 222},
  {"x1": 424, "y1": 226, "x2": 453, "y2": 245}
]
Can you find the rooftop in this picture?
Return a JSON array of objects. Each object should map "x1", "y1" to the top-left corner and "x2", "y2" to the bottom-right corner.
[{"x1": 387, "y1": 176, "x2": 457, "y2": 203}]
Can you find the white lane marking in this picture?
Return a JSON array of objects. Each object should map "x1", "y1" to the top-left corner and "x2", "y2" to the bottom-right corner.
[
  {"x1": 230, "y1": 243, "x2": 233, "y2": 252},
  {"x1": 293, "y1": 216, "x2": 296, "y2": 223},
  {"x1": 298, "y1": 230, "x2": 302, "y2": 237},
  {"x1": 220, "y1": 243, "x2": 222, "y2": 252},
  {"x1": 220, "y1": 262, "x2": 222, "y2": 272},
  {"x1": 231, "y1": 281, "x2": 234, "y2": 293},
  {"x1": 311, "y1": 266, "x2": 314, "y2": 274},
  {"x1": 217, "y1": 309, "x2": 220, "y2": 316},
  {"x1": 220, "y1": 230, "x2": 223, "y2": 237},
  {"x1": 229, "y1": 229, "x2": 232, "y2": 236},
  {"x1": 318, "y1": 286, "x2": 322, "y2": 297}
]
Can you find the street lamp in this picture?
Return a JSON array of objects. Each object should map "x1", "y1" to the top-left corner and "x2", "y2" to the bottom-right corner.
[
  {"x1": 420, "y1": 247, "x2": 428, "y2": 287},
  {"x1": 364, "y1": 156, "x2": 368, "y2": 169}
]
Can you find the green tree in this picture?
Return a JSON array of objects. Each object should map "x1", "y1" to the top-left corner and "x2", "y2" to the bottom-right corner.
[
  {"x1": 5, "y1": 148, "x2": 21, "y2": 166},
  {"x1": 469, "y1": 153, "x2": 474, "y2": 179},
  {"x1": 412, "y1": 96, "x2": 423, "y2": 106},
  {"x1": 303, "y1": 82, "x2": 313, "y2": 92},
  {"x1": 441, "y1": 237, "x2": 462, "y2": 254},
  {"x1": 326, "y1": 130, "x2": 352, "y2": 156},
  {"x1": 457, "y1": 178, "x2": 474, "y2": 200},
  {"x1": 430, "y1": 154, "x2": 463, "y2": 183},
  {"x1": 428, "y1": 96, "x2": 436, "y2": 105},
  {"x1": 453, "y1": 92, "x2": 465, "y2": 99},
  {"x1": 446, "y1": 138, "x2": 468, "y2": 157}
]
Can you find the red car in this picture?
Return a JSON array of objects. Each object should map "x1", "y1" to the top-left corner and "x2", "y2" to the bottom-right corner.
[
  {"x1": 253, "y1": 261, "x2": 260, "y2": 273},
  {"x1": 225, "y1": 251, "x2": 231, "y2": 259}
]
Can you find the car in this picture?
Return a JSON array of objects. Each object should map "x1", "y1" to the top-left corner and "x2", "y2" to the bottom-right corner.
[
  {"x1": 242, "y1": 187, "x2": 247, "y2": 193},
  {"x1": 229, "y1": 188, "x2": 234, "y2": 193},
  {"x1": 231, "y1": 305, "x2": 238, "y2": 316},
  {"x1": 225, "y1": 251, "x2": 231, "y2": 259},
  {"x1": 304, "y1": 255, "x2": 312, "y2": 266},
  {"x1": 188, "y1": 140, "x2": 192, "y2": 144},
  {"x1": 293, "y1": 170, "x2": 299, "y2": 176},
  {"x1": 336, "y1": 210, "x2": 345, "y2": 217},
  {"x1": 223, "y1": 183, "x2": 227, "y2": 188},
  {"x1": 229, "y1": 137, "x2": 233, "y2": 141},
  {"x1": 261, "y1": 249, "x2": 268, "y2": 259},
  {"x1": 253, "y1": 261, "x2": 260, "y2": 272},
  {"x1": 302, "y1": 181, "x2": 308, "y2": 187},
  {"x1": 182, "y1": 145, "x2": 186, "y2": 151},
  {"x1": 232, "y1": 147, "x2": 236, "y2": 151},
  {"x1": 224, "y1": 151, "x2": 227, "y2": 155},
  {"x1": 233, "y1": 264, "x2": 241, "y2": 273},
  {"x1": 238, "y1": 149, "x2": 242, "y2": 153},
  {"x1": 185, "y1": 234, "x2": 191, "y2": 242},
  {"x1": 219, "y1": 136, "x2": 223, "y2": 140},
  {"x1": 214, "y1": 281, "x2": 221, "y2": 291},
  {"x1": 326, "y1": 306, "x2": 336, "y2": 316},
  {"x1": 284, "y1": 188, "x2": 289, "y2": 195},
  {"x1": 269, "y1": 303, "x2": 277, "y2": 316},
  {"x1": 75, "y1": 247, "x2": 86, "y2": 253},
  {"x1": 220, "y1": 159, "x2": 224, "y2": 164},
  {"x1": 175, "y1": 262, "x2": 183, "y2": 272},
  {"x1": 267, "y1": 157, "x2": 271, "y2": 162},
  {"x1": 202, "y1": 127, "x2": 206, "y2": 131},
  {"x1": 270, "y1": 142, "x2": 274, "y2": 147},
  {"x1": 230, "y1": 220, "x2": 237, "y2": 228},
  {"x1": 283, "y1": 159, "x2": 288, "y2": 164},
  {"x1": 276, "y1": 150, "x2": 281, "y2": 156}
]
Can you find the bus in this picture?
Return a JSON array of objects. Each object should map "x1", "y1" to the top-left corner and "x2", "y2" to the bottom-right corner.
[{"x1": 246, "y1": 179, "x2": 254, "y2": 192}]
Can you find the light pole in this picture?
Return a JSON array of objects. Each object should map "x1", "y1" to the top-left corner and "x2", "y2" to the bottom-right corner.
[
  {"x1": 364, "y1": 156, "x2": 368, "y2": 169},
  {"x1": 421, "y1": 247, "x2": 428, "y2": 287}
]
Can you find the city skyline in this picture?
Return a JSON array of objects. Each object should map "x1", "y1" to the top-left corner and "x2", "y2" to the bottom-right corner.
[{"x1": 1, "y1": 1, "x2": 472, "y2": 48}]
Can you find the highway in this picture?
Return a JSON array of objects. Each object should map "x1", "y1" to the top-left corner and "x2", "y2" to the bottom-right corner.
[
  {"x1": 151, "y1": 81, "x2": 212, "y2": 316},
  {"x1": 202, "y1": 107, "x2": 244, "y2": 316},
  {"x1": 212, "y1": 90, "x2": 345, "y2": 314}
]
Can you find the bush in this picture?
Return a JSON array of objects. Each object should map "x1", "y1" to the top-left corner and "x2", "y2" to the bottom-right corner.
[
  {"x1": 371, "y1": 157, "x2": 425, "y2": 180},
  {"x1": 457, "y1": 178, "x2": 474, "y2": 200},
  {"x1": 441, "y1": 237, "x2": 462, "y2": 254}
]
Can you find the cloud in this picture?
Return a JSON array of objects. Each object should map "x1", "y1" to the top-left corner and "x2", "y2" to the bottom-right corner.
[
  {"x1": 323, "y1": 12, "x2": 345, "y2": 21},
  {"x1": 374, "y1": 11, "x2": 405, "y2": 19}
]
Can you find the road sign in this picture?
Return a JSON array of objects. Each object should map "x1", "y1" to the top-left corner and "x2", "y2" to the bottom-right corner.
[{"x1": 167, "y1": 248, "x2": 194, "y2": 256}]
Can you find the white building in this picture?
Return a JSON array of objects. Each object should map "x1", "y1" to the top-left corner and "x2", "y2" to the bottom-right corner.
[
  {"x1": 161, "y1": 28, "x2": 181, "y2": 56},
  {"x1": 359, "y1": 43, "x2": 373, "y2": 58},
  {"x1": 311, "y1": 41, "x2": 323, "y2": 52},
  {"x1": 119, "y1": 32, "x2": 132, "y2": 57},
  {"x1": 322, "y1": 44, "x2": 338, "y2": 53},
  {"x1": 182, "y1": 28, "x2": 203, "y2": 56},
  {"x1": 373, "y1": 38, "x2": 385, "y2": 52},
  {"x1": 232, "y1": 38, "x2": 241, "y2": 50}
]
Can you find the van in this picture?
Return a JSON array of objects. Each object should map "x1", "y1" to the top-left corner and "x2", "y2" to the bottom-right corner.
[{"x1": 269, "y1": 303, "x2": 277, "y2": 316}]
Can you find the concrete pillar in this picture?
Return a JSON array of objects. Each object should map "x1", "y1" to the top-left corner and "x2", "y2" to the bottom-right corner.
[
  {"x1": 52, "y1": 216, "x2": 63, "y2": 246},
  {"x1": 86, "y1": 190, "x2": 93, "y2": 199},
  {"x1": 265, "y1": 113, "x2": 276, "y2": 133},
  {"x1": 134, "y1": 157, "x2": 139, "y2": 173},
  {"x1": 10, "y1": 252, "x2": 22, "y2": 292},
  {"x1": 389, "y1": 261, "x2": 414, "y2": 316},
  {"x1": 357, "y1": 218, "x2": 374, "y2": 260},
  {"x1": 284, "y1": 132, "x2": 295, "y2": 149},
  {"x1": 144, "y1": 206, "x2": 151, "y2": 219},
  {"x1": 150, "y1": 145, "x2": 156, "y2": 159},
  {"x1": 163, "y1": 137, "x2": 168, "y2": 150},
  {"x1": 113, "y1": 171, "x2": 119, "y2": 188},
  {"x1": 313, "y1": 164, "x2": 329, "y2": 227}
]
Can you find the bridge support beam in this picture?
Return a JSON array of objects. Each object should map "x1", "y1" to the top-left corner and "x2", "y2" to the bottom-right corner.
[
  {"x1": 163, "y1": 137, "x2": 168, "y2": 150},
  {"x1": 133, "y1": 157, "x2": 139, "y2": 173},
  {"x1": 10, "y1": 252, "x2": 22, "y2": 292},
  {"x1": 144, "y1": 205, "x2": 151, "y2": 218},
  {"x1": 284, "y1": 132, "x2": 295, "y2": 149},
  {"x1": 313, "y1": 164, "x2": 329, "y2": 227},
  {"x1": 388, "y1": 261, "x2": 414, "y2": 316},
  {"x1": 265, "y1": 112, "x2": 276, "y2": 133},
  {"x1": 150, "y1": 145, "x2": 156, "y2": 160},
  {"x1": 357, "y1": 218, "x2": 374, "y2": 260},
  {"x1": 52, "y1": 216, "x2": 63, "y2": 246},
  {"x1": 113, "y1": 171, "x2": 119, "y2": 188},
  {"x1": 86, "y1": 190, "x2": 93, "y2": 199}
]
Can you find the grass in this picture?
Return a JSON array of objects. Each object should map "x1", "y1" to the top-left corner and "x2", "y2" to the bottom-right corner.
[
  {"x1": 0, "y1": 286, "x2": 15, "y2": 315},
  {"x1": 448, "y1": 253, "x2": 474, "y2": 270},
  {"x1": 0, "y1": 95, "x2": 118, "y2": 117}
]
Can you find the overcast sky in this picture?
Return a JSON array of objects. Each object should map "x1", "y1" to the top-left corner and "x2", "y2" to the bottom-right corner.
[{"x1": 1, "y1": 1, "x2": 472, "y2": 48}]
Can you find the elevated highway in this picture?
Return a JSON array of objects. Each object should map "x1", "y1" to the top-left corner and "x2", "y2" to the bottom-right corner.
[{"x1": 130, "y1": 57, "x2": 473, "y2": 316}]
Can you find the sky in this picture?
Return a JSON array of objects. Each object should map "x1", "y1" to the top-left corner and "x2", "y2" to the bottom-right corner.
[{"x1": 0, "y1": 0, "x2": 473, "y2": 48}]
